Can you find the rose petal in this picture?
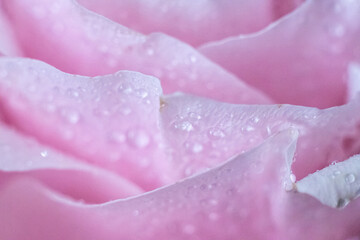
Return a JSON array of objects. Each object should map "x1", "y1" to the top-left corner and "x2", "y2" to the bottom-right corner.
[
  {"x1": 0, "y1": 7, "x2": 21, "y2": 56},
  {"x1": 0, "y1": 57, "x2": 173, "y2": 190},
  {"x1": 160, "y1": 93, "x2": 360, "y2": 180},
  {"x1": 2, "y1": 0, "x2": 270, "y2": 104},
  {"x1": 199, "y1": 0, "x2": 360, "y2": 108},
  {"x1": 0, "y1": 122, "x2": 142, "y2": 203},
  {"x1": 0, "y1": 129, "x2": 299, "y2": 239},
  {"x1": 76, "y1": 0, "x2": 275, "y2": 47},
  {"x1": 295, "y1": 154, "x2": 360, "y2": 208}
]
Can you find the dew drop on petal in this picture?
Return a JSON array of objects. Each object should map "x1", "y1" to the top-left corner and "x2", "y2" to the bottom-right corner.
[
  {"x1": 208, "y1": 127, "x2": 225, "y2": 139},
  {"x1": 127, "y1": 129, "x2": 150, "y2": 148},
  {"x1": 345, "y1": 173, "x2": 356, "y2": 184},
  {"x1": 173, "y1": 120, "x2": 194, "y2": 132},
  {"x1": 40, "y1": 150, "x2": 48, "y2": 157},
  {"x1": 60, "y1": 108, "x2": 80, "y2": 124}
]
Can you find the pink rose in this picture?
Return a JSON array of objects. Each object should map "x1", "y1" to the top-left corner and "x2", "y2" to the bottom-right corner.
[{"x1": 0, "y1": 0, "x2": 360, "y2": 239}]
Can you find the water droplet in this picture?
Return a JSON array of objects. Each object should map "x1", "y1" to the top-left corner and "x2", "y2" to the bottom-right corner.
[
  {"x1": 42, "y1": 103, "x2": 56, "y2": 113},
  {"x1": 109, "y1": 131, "x2": 126, "y2": 143},
  {"x1": 66, "y1": 88, "x2": 80, "y2": 98},
  {"x1": 40, "y1": 150, "x2": 48, "y2": 157},
  {"x1": 127, "y1": 129, "x2": 150, "y2": 148},
  {"x1": 345, "y1": 173, "x2": 356, "y2": 184},
  {"x1": 328, "y1": 23, "x2": 345, "y2": 37},
  {"x1": 173, "y1": 120, "x2": 194, "y2": 132},
  {"x1": 188, "y1": 112, "x2": 201, "y2": 120},
  {"x1": 117, "y1": 83, "x2": 133, "y2": 94},
  {"x1": 146, "y1": 48, "x2": 154, "y2": 56},
  {"x1": 246, "y1": 126, "x2": 255, "y2": 132},
  {"x1": 133, "y1": 210, "x2": 140, "y2": 216},
  {"x1": 334, "y1": 170, "x2": 341, "y2": 175},
  {"x1": 190, "y1": 55, "x2": 197, "y2": 63},
  {"x1": 266, "y1": 126, "x2": 272, "y2": 135},
  {"x1": 185, "y1": 141, "x2": 203, "y2": 153},
  {"x1": 183, "y1": 224, "x2": 196, "y2": 235},
  {"x1": 60, "y1": 108, "x2": 80, "y2": 124},
  {"x1": 135, "y1": 89, "x2": 148, "y2": 99},
  {"x1": 120, "y1": 107, "x2": 132, "y2": 116},
  {"x1": 208, "y1": 128, "x2": 225, "y2": 139}
]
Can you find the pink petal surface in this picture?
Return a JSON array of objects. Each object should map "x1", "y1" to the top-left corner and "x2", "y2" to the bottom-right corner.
[
  {"x1": 161, "y1": 93, "x2": 360, "y2": 180},
  {"x1": 1, "y1": 0, "x2": 270, "y2": 104},
  {"x1": 0, "y1": 57, "x2": 172, "y2": 190},
  {"x1": 76, "y1": 0, "x2": 285, "y2": 47},
  {"x1": 1, "y1": 130, "x2": 360, "y2": 239},
  {"x1": 0, "y1": 7, "x2": 21, "y2": 56},
  {"x1": 348, "y1": 62, "x2": 360, "y2": 101},
  {"x1": 0, "y1": 129, "x2": 297, "y2": 240},
  {"x1": 200, "y1": 0, "x2": 360, "y2": 108},
  {"x1": 0, "y1": 122, "x2": 142, "y2": 204}
]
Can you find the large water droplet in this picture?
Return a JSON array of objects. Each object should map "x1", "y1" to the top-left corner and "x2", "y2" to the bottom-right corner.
[{"x1": 345, "y1": 173, "x2": 356, "y2": 184}]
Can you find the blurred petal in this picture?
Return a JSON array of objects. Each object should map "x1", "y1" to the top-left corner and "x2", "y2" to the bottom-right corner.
[
  {"x1": 200, "y1": 0, "x2": 360, "y2": 108},
  {"x1": 2, "y1": 0, "x2": 270, "y2": 104},
  {"x1": 161, "y1": 93, "x2": 360, "y2": 180},
  {"x1": 77, "y1": 0, "x2": 274, "y2": 47},
  {"x1": 0, "y1": 57, "x2": 172, "y2": 190}
]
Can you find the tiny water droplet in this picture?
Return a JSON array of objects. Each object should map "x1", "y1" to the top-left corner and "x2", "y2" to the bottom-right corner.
[
  {"x1": 185, "y1": 141, "x2": 203, "y2": 153},
  {"x1": 61, "y1": 108, "x2": 80, "y2": 124},
  {"x1": 190, "y1": 55, "x2": 197, "y2": 63},
  {"x1": 146, "y1": 48, "x2": 154, "y2": 56},
  {"x1": 127, "y1": 129, "x2": 150, "y2": 148},
  {"x1": 133, "y1": 210, "x2": 140, "y2": 216},
  {"x1": 246, "y1": 126, "x2": 255, "y2": 132},
  {"x1": 173, "y1": 120, "x2": 194, "y2": 132},
  {"x1": 188, "y1": 112, "x2": 201, "y2": 120},
  {"x1": 40, "y1": 150, "x2": 48, "y2": 157},
  {"x1": 120, "y1": 107, "x2": 132, "y2": 116},
  {"x1": 109, "y1": 131, "x2": 126, "y2": 143},
  {"x1": 135, "y1": 89, "x2": 148, "y2": 99},
  {"x1": 208, "y1": 127, "x2": 225, "y2": 139},
  {"x1": 345, "y1": 173, "x2": 356, "y2": 184}
]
